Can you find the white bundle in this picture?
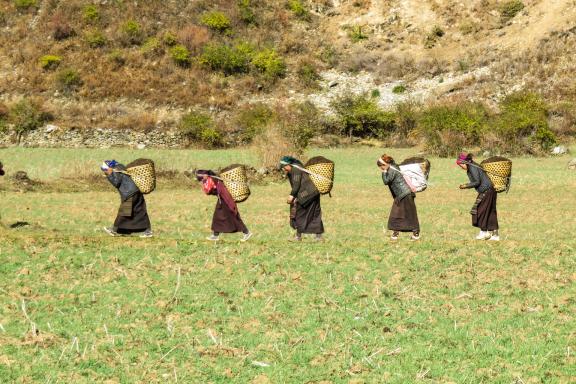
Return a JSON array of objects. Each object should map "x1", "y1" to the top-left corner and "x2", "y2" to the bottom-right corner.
[{"x1": 399, "y1": 163, "x2": 428, "y2": 192}]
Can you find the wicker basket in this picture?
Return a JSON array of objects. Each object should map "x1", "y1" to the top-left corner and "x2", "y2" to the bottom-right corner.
[
  {"x1": 305, "y1": 156, "x2": 334, "y2": 195},
  {"x1": 220, "y1": 164, "x2": 250, "y2": 202},
  {"x1": 124, "y1": 158, "x2": 156, "y2": 194},
  {"x1": 481, "y1": 156, "x2": 512, "y2": 193}
]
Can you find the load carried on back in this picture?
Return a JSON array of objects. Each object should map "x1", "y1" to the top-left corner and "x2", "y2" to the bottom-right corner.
[
  {"x1": 219, "y1": 164, "x2": 250, "y2": 203},
  {"x1": 121, "y1": 158, "x2": 156, "y2": 194},
  {"x1": 399, "y1": 157, "x2": 431, "y2": 193},
  {"x1": 480, "y1": 156, "x2": 512, "y2": 193},
  {"x1": 303, "y1": 156, "x2": 335, "y2": 195}
]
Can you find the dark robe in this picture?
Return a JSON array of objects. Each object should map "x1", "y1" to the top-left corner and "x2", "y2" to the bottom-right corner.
[
  {"x1": 114, "y1": 192, "x2": 151, "y2": 234},
  {"x1": 471, "y1": 186, "x2": 499, "y2": 231},
  {"x1": 387, "y1": 193, "x2": 420, "y2": 232},
  {"x1": 287, "y1": 167, "x2": 324, "y2": 234},
  {"x1": 210, "y1": 180, "x2": 248, "y2": 234}
]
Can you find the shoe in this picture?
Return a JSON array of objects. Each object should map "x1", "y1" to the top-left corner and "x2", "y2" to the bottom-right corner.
[
  {"x1": 140, "y1": 229, "x2": 153, "y2": 238},
  {"x1": 241, "y1": 232, "x2": 253, "y2": 242},
  {"x1": 314, "y1": 234, "x2": 324, "y2": 241},
  {"x1": 411, "y1": 233, "x2": 420, "y2": 241},
  {"x1": 289, "y1": 236, "x2": 302, "y2": 242},
  {"x1": 488, "y1": 235, "x2": 500, "y2": 241},
  {"x1": 475, "y1": 231, "x2": 490, "y2": 240},
  {"x1": 206, "y1": 234, "x2": 220, "y2": 241},
  {"x1": 103, "y1": 227, "x2": 119, "y2": 237},
  {"x1": 390, "y1": 231, "x2": 399, "y2": 241}
]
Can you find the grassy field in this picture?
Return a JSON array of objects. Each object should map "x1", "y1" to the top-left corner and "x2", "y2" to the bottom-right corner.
[{"x1": 0, "y1": 147, "x2": 575, "y2": 383}]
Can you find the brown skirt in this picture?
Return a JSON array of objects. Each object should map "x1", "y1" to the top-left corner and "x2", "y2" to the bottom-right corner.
[
  {"x1": 211, "y1": 199, "x2": 248, "y2": 234},
  {"x1": 290, "y1": 195, "x2": 324, "y2": 234},
  {"x1": 472, "y1": 187, "x2": 499, "y2": 231},
  {"x1": 114, "y1": 193, "x2": 151, "y2": 234},
  {"x1": 388, "y1": 193, "x2": 420, "y2": 232}
]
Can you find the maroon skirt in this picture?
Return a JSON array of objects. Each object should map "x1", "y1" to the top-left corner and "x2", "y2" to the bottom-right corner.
[
  {"x1": 211, "y1": 199, "x2": 248, "y2": 234},
  {"x1": 388, "y1": 193, "x2": 420, "y2": 232},
  {"x1": 471, "y1": 187, "x2": 499, "y2": 231}
]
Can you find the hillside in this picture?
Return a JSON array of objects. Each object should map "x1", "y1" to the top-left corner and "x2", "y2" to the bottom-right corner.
[{"x1": 0, "y1": 0, "x2": 575, "y2": 148}]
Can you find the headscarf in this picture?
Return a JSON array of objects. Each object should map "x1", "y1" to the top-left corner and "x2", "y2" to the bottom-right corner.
[
  {"x1": 279, "y1": 156, "x2": 302, "y2": 169},
  {"x1": 456, "y1": 153, "x2": 472, "y2": 165}
]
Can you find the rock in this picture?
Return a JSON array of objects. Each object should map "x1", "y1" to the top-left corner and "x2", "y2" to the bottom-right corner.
[
  {"x1": 45, "y1": 124, "x2": 58, "y2": 133},
  {"x1": 136, "y1": 143, "x2": 146, "y2": 150},
  {"x1": 482, "y1": 150, "x2": 491, "y2": 157},
  {"x1": 552, "y1": 145, "x2": 568, "y2": 155},
  {"x1": 328, "y1": 81, "x2": 339, "y2": 88},
  {"x1": 568, "y1": 158, "x2": 576, "y2": 170}
]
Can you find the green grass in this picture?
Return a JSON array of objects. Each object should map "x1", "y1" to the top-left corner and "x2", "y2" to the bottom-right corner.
[{"x1": 0, "y1": 147, "x2": 575, "y2": 382}]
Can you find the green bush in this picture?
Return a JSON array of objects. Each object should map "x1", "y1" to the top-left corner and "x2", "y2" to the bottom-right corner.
[
  {"x1": 84, "y1": 30, "x2": 106, "y2": 48},
  {"x1": 109, "y1": 50, "x2": 126, "y2": 68},
  {"x1": 283, "y1": 102, "x2": 319, "y2": 153},
  {"x1": 9, "y1": 99, "x2": 49, "y2": 142},
  {"x1": 287, "y1": 0, "x2": 308, "y2": 19},
  {"x1": 348, "y1": 25, "x2": 368, "y2": 43},
  {"x1": 199, "y1": 42, "x2": 253, "y2": 75},
  {"x1": 371, "y1": 89, "x2": 380, "y2": 98},
  {"x1": 163, "y1": 31, "x2": 178, "y2": 46},
  {"x1": 491, "y1": 92, "x2": 555, "y2": 152},
  {"x1": 499, "y1": 0, "x2": 524, "y2": 22},
  {"x1": 141, "y1": 37, "x2": 164, "y2": 58},
  {"x1": 297, "y1": 61, "x2": 320, "y2": 88},
  {"x1": 200, "y1": 11, "x2": 231, "y2": 32},
  {"x1": 82, "y1": 5, "x2": 99, "y2": 24},
  {"x1": 392, "y1": 84, "x2": 406, "y2": 94},
  {"x1": 121, "y1": 20, "x2": 144, "y2": 45},
  {"x1": 39, "y1": 55, "x2": 62, "y2": 70},
  {"x1": 424, "y1": 26, "x2": 444, "y2": 48},
  {"x1": 179, "y1": 111, "x2": 222, "y2": 148},
  {"x1": 56, "y1": 68, "x2": 83, "y2": 93},
  {"x1": 331, "y1": 94, "x2": 396, "y2": 139},
  {"x1": 170, "y1": 45, "x2": 191, "y2": 67},
  {"x1": 234, "y1": 103, "x2": 274, "y2": 143},
  {"x1": 14, "y1": 0, "x2": 36, "y2": 10},
  {"x1": 238, "y1": 0, "x2": 256, "y2": 25},
  {"x1": 418, "y1": 103, "x2": 488, "y2": 157},
  {"x1": 252, "y1": 49, "x2": 286, "y2": 80}
]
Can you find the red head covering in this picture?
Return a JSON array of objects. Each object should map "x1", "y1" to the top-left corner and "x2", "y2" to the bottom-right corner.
[{"x1": 456, "y1": 152, "x2": 471, "y2": 165}]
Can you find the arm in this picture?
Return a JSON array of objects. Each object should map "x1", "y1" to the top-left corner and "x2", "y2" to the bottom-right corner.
[
  {"x1": 381, "y1": 168, "x2": 395, "y2": 185},
  {"x1": 289, "y1": 169, "x2": 302, "y2": 198},
  {"x1": 461, "y1": 167, "x2": 481, "y2": 189},
  {"x1": 106, "y1": 171, "x2": 123, "y2": 188}
]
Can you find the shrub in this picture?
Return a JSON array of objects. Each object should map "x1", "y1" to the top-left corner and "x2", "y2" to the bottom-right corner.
[
  {"x1": 120, "y1": 20, "x2": 144, "y2": 45},
  {"x1": 39, "y1": 55, "x2": 62, "y2": 70},
  {"x1": 252, "y1": 49, "x2": 286, "y2": 80},
  {"x1": 371, "y1": 89, "x2": 380, "y2": 98},
  {"x1": 56, "y1": 68, "x2": 83, "y2": 93},
  {"x1": 331, "y1": 94, "x2": 396, "y2": 140},
  {"x1": 14, "y1": 0, "x2": 36, "y2": 10},
  {"x1": 170, "y1": 45, "x2": 191, "y2": 67},
  {"x1": 424, "y1": 26, "x2": 444, "y2": 48},
  {"x1": 0, "y1": 103, "x2": 8, "y2": 132},
  {"x1": 490, "y1": 92, "x2": 555, "y2": 153},
  {"x1": 392, "y1": 84, "x2": 406, "y2": 94},
  {"x1": 417, "y1": 103, "x2": 488, "y2": 157},
  {"x1": 319, "y1": 46, "x2": 339, "y2": 67},
  {"x1": 499, "y1": 0, "x2": 524, "y2": 22},
  {"x1": 179, "y1": 111, "x2": 222, "y2": 148},
  {"x1": 348, "y1": 25, "x2": 368, "y2": 43},
  {"x1": 297, "y1": 61, "x2": 320, "y2": 88},
  {"x1": 109, "y1": 50, "x2": 126, "y2": 68},
  {"x1": 9, "y1": 99, "x2": 49, "y2": 142},
  {"x1": 141, "y1": 37, "x2": 164, "y2": 58},
  {"x1": 84, "y1": 30, "x2": 106, "y2": 48},
  {"x1": 282, "y1": 102, "x2": 320, "y2": 153},
  {"x1": 50, "y1": 12, "x2": 75, "y2": 40},
  {"x1": 238, "y1": 0, "x2": 256, "y2": 25},
  {"x1": 163, "y1": 31, "x2": 178, "y2": 46},
  {"x1": 82, "y1": 5, "x2": 99, "y2": 24},
  {"x1": 234, "y1": 103, "x2": 274, "y2": 143},
  {"x1": 287, "y1": 0, "x2": 308, "y2": 19},
  {"x1": 200, "y1": 11, "x2": 231, "y2": 33},
  {"x1": 177, "y1": 25, "x2": 210, "y2": 54},
  {"x1": 199, "y1": 42, "x2": 253, "y2": 75}
]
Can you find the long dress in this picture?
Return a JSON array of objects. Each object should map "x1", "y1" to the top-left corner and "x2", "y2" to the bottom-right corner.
[
  {"x1": 288, "y1": 167, "x2": 324, "y2": 235},
  {"x1": 209, "y1": 180, "x2": 248, "y2": 234},
  {"x1": 114, "y1": 192, "x2": 151, "y2": 234},
  {"x1": 471, "y1": 187, "x2": 499, "y2": 231},
  {"x1": 387, "y1": 193, "x2": 420, "y2": 233}
]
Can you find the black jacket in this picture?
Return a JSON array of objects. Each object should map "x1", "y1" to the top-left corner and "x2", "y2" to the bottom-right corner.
[
  {"x1": 464, "y1": 162, "x2": 492, "y2": 193},
  {"x1": 382, "y1": 164, "x2": 412, "y2": 201},
  {"x1": 288, "y1": 166, "x2": 319, "y2": 207},
  {"x1": 107, "y1": 166, "x2": 140, "y2": 202}
]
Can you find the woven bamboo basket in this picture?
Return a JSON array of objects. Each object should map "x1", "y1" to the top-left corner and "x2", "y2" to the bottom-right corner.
[
  {"x1": 481, "y1": 156, "x2": 512, "y2": 193},
  {"x1": 124, "y1": 158, "x2": 156, "y2": 194},
  {"x1": 220, "y1": 164, "x2": 250, "y2": 202},
  {"x1": 305, "y1": 156, "x2": 334, "y2": 195}
]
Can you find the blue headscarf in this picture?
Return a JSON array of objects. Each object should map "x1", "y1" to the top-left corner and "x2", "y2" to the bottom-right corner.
[{"x1": 279, "y1": 156, "x2": 302, "y2": 168}]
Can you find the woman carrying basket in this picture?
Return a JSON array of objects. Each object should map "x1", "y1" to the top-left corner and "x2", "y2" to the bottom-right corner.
[
  {"x1": 101, "y1": 160, "x2": 153, "y2": 238},
  {"x1": 280, "y1": 156, "x2": 324, "y2": 241},
  {"x1": 456, "y1": 153, "x2": 499, "y2": 241},
  {"x1": 378, "y1": 155, "x2": 420, "y2": 241},
  {"x1": 196, "y1": 170, "x2": 252, "y2": 242}
]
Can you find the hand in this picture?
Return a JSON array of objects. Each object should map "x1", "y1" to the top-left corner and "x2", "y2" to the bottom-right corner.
[
  {"x1": 379, "y1": 163, "x2": 390, "y2": 172},
  {"x1": 287, "y1": 196, "x2": 295, "y2": 204},
  {"x1": 459, "y1": 184, "x2": 467, "y2": 189},
  {"x1": 104, "y1": 168, "x2": 113, "y2": 175}
]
